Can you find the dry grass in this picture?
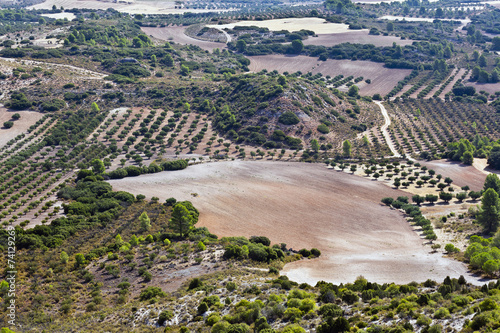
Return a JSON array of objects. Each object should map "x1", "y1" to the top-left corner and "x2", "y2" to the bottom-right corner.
[{"x1": 303, "y1": 32, "x2": 414, "y2": 47}]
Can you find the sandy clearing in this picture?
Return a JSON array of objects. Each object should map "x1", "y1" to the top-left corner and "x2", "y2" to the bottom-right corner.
[
  {"x1": 473, "y1": 158, "x2": 500, "y2": 176},
  {"x1": 141, "y1": 26, "x2": 226, "y2": 51},
  {"x1": 108, "y1": 160, "x2": 483, "y2": 285},
  {"x1": 40, "y1": 13, "x2": 76, "y2": 20},
  {"x1": 419, "y1": 159, "x2": 487, "y2": 191},
  {"x1": 0, "y1": 106, "x2": 44, "y2": 149},
  {"x1": 303, "y1": 32, "x2": 414, "y2": 47},
  {"x1": 247, "y1": 55, "x2": 411, "y2": 96},
  {"x1": 208, "y1": 18, "x2": 355, "y2": 35}
]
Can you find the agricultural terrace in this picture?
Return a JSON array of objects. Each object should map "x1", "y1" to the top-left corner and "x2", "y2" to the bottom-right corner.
[
  {"x1": 386, "y1": 99, "x2": 500, "y2": 159},
  {"x1": 247, "y1": 56, "x2": 412, "y2": 96}
]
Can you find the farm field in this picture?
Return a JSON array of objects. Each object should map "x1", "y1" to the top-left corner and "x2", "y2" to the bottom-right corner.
[
  {"x1": 108, "y1": 160, "x2": 482, "y2": 285},
  {"x1": 247, "y1": 55, "x2": 412, "y2": 96},
  {"x1": 28, "y1": 0, "x2": 230, "y2": 14},
  {"x1": 418, "y1": 159, "x2": 487, "y2": 191},
  {"x1": 0, "y1": 107, "x2": 44, "y2": 148},
  {"x1": 302, "y1": 32, "x2": 414, "y2": 47},
  {"x1": 141, "y1": 26, "x2": 226, "y2": 51},
  {"x1": 207, "y1": 18, "x2": 355, "y2": 35},
  {"x1": 465, "y1": 81, "x2": 500, "y2": 95},
  {"x1": 386, "y1": 99, "x2": 500, "y2": 157}
]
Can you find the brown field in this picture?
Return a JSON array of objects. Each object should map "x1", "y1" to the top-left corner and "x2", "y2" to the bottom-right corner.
[
  {"x1": 419, "y1": 159, "x2": 487, "y2": 191},
  {"x1": 141, "y1": 26, "x2": 226, "y2": 51},
  {"x1": 0, "y1": 106, "x2": 44, "y2": 148},
  {"x1": 464, "y1": 81, "x2": 500, "y2": 95},
  {"x1": 108, "y1": 160, "x2": 482, "y2": 285},
  {"x1": 247, "y1": 55, "x2": 412, "y2": 96},
  {"x1": 303, "y1": 32, "x2": 414, "y2": 47}
]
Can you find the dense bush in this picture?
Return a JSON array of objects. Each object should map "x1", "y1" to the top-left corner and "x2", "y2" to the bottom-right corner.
[
  {"x1": 106, "y1": 159, "x2": 188, "y2": 179},
  {"x1": 278, "y1": 111, "x2": 300, "y2": 125}
]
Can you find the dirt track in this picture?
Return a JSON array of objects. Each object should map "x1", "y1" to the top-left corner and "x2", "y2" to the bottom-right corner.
[
  {"x1": 141, "y1": 26, "x2": 226, "y2": 51},
  {"x1": 108, "y1": 160, "x2": 484, "y2": 285}
]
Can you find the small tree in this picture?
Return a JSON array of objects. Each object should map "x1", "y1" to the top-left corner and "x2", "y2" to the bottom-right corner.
[
  {"x1": 439, "y1": 192, "x2": 453, "y2": 203},
  {"x1": 90, "y1": 158, "x2": 105, "y2": 174},
  {"x1": 91, "y1": 102, "x2": 100, "y2": 112},
  {"x1": 168, "y1": 203, "x2": 193, "y2": 237},
  {"x1": 75, "y1": 253, "x2": 85, "y2": 268},
  {"x1": 139, "y1": 211, "x2": 151, "y2": 231},
  {"x1": 478, "y1": 188, "x2": 500, "y2": 233},
  {"x1": 60, "y1": 251, "x2": 69, "y2": 264},
  {"x1": 343, "y1": 140, "x2": 351, "y2": 158},
  {"x1": 456, "y1": 192, "x2": 468, "y2": 202},
  {"x1": 484, "y1": 174, "x2": 500, "y2": 193},
  {"x1": 412, "y1": 195, "x2": 425, "y2": 206}
]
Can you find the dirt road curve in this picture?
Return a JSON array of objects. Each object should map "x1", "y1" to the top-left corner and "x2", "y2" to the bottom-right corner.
[{"x1": 375, "y1": 101, "x2": 401, "y2": 158}]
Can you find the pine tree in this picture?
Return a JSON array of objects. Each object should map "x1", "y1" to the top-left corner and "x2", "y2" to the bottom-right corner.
[
  {"x1": 168, "y1": 204, "x2": 193, "y2": 237},
  {"x1": 478, "y1": 188, "x2": 500, "y2": 233},
  {"x1": 139, "y1": 211, "x2": 151, "y2": 231}
]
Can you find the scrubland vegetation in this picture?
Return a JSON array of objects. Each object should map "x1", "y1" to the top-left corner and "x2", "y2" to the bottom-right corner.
[{"x1": 3, "y1": 0, "x2": 500, "y2": 331}]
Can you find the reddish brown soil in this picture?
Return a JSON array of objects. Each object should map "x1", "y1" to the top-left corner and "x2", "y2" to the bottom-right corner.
[
  {"x1": 141, "y1": 26, "x2": 226, "y2": 51},
  {"x1": 109, "y1": 160, "x2": 480, "y2": 285},
  {"x1": 0, "y1": 106, "x2": 44, "y2": 149},
  {"x1": 247, "y1": 55, "x2": 411, "y2": 96},
  {"x1": 303, "y1": 32, "x2": 414, "y2": 47},
  {"x1": 419, "y1": 159, "x2": 487, "y2": 191}
]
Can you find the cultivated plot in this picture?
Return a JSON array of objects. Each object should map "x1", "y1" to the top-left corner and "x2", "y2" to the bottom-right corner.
[
  {"x1": 108, "y1": 160, "x2": 481, "y2": 285},
  {"x1": 247, "y1": 55, "x2": 412, "y2": 96}
]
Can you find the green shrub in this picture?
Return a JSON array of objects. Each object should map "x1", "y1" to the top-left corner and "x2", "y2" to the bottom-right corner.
[
  {"x1": 139, "y1": 286, "x2": 166, "y2": 301},
  {"x1": 317, "y1": 124, "x2": 330, "y2": 134},
  {"x1": 158, "y1": 310, "x2": 173, "y2": 325},
  {"x1": 278, "y1": 111, "x2": 300, "y2": 125}
]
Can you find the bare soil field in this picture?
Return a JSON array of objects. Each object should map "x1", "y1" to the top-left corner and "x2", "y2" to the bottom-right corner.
[
  {"x1": 207, "y1": 18, "x2": 353, "y2": 35},
  {"x1": 303, "y1": 32, "x2": 414, "y2": 47},
  {"x1": 28, "y1": 0, "x2": 230, "y2": 14},
  {"x1": 418, "y1": 159, "x2": 487, "y2": 191},
  {"x1": 464, "y1": 81, "x2": 500, "y2": 95},
  {"x1": 247, "y1": 55, "x2": 411, "y2": 96},
  {"x1": 108, "y1": 160, "x2": 482, "y2": 285},
  {"x1": 141, "y1": 26, "x2": 226, "y2": 51},
  {"x1": 0, "y1": 106, "x2": 44, "y2": 149}
]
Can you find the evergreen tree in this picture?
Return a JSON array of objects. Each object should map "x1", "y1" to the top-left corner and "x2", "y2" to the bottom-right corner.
[
  {"x1": 168, "y1": 203, "x2": 194, "y2": 237},
  {"x1": 139, "y1": 211, "x2": 151, "y2": 231},
  {"x1": 484, "y1": 173, "x2": 500, "y2": 193},
  {"x1": 478, "y1": 188, "x2": 500, "y2": 233}
]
